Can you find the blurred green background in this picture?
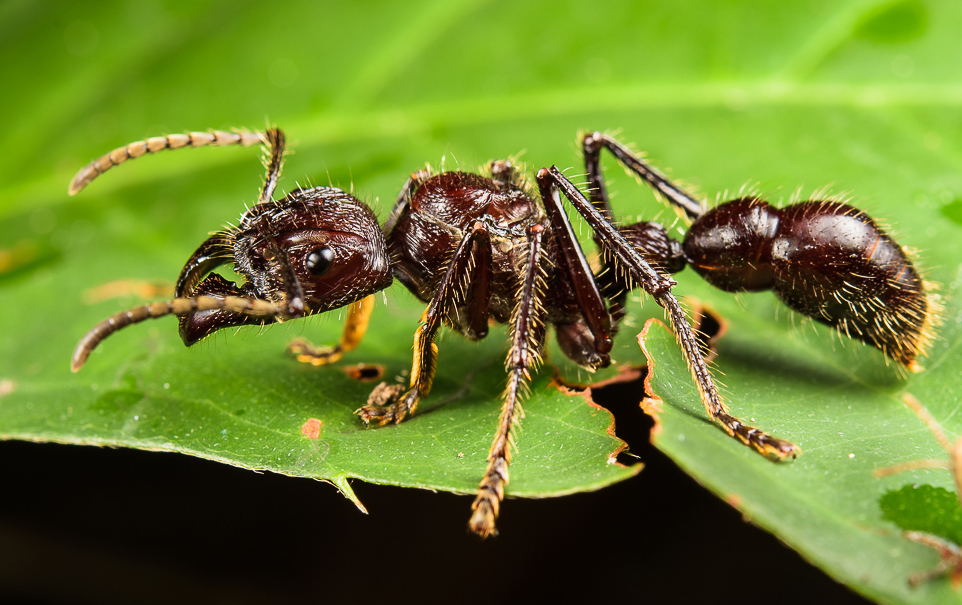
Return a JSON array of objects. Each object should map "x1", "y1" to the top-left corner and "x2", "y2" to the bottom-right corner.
[{"x1": 2, "y1": 1, "x2": 961, "y2": 603}]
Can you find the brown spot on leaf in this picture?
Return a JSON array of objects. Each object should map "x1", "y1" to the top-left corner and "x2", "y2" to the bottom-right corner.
[{"x1": 300, "y1": 418, "x2": 323, "y2": 439}]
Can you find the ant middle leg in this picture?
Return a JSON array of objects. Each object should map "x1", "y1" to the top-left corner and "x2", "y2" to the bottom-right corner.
[
  {"x1": 581, "y1": 132, "x2": 699, "y2": 333},
  {"x1": 356, "y1": 222, "x2": 492, "y2": 426},
  {"x1": 538, "y1": 166, "x2": 799, "y2": 460},
  {"x1": 469, "y1": 225, "x2": 548, "y2": 537}
]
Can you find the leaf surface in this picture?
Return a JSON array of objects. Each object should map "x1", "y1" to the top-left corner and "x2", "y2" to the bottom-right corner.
[{"x1": 2, "y1": 1, "x2": 962, "y2": 602}]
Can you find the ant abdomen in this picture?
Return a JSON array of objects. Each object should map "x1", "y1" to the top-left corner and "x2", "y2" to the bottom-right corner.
[{"x1": 684, "y1": 198, "x2": 932, "y2": 369}]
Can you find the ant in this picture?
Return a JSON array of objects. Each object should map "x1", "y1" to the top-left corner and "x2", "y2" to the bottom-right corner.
[{"x1": 68, "y1": 127, "x2": 937, "y2": 537}]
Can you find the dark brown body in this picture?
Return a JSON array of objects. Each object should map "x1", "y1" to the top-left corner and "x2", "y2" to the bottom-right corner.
[
  {"x1": 70, "y1": 127, "x2": 935, "y2": 538},
  {"x1": 390, "y1": 172, "x2": 543, "y2": 332},
  {"x1": 388, "y1": 170, "x2": 608, "y2": 370},
  {"x1": 683, "y1": 198, "x2": 929, "y2": 367},
  {"x1": 176, "y1": 186, "x2": 393, "y2": 346}
]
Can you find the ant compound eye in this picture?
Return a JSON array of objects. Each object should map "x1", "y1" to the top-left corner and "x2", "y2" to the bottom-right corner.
[{"x1": 305, "y1": 246, "x2": 335, "y2": 276}]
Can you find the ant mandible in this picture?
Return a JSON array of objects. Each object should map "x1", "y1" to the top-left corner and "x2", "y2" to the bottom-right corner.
[{"x1": 68, "y1": 127, "x2": 936, "y2": 537}]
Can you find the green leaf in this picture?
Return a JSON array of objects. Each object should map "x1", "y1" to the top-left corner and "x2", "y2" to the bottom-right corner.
[{"x1": 2, "y1": 1, "x2": 962, "y2": 603}]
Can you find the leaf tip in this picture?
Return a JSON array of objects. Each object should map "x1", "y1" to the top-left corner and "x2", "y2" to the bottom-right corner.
[{"x1": 332, "y1": 476, "x2": 368, "y2": 514}]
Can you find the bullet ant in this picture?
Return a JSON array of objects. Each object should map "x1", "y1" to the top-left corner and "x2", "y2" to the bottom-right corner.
[{"x1": 69, "y1": 127, "x2": 937, "y2": 537}]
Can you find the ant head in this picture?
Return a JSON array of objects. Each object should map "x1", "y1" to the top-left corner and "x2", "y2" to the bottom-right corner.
[{"x1": 176, "y1": 187, "x2": 393, "y2": 345}]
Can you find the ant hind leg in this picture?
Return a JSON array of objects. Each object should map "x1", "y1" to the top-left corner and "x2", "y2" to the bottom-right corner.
[
  {"x1": 582, "y1": 131, "x2": 704, "y2": 219},
  {"x1": 539, "y1": 166, "x2": 799, "y2": 460}
]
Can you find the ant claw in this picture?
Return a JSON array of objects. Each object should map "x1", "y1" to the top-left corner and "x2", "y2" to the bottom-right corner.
[
  {"x1": 355, "y1": 383, "x2": 409, "y2": 425},
  {"x1": 757, "y1": 439, "x2": 801, "y2": 461},
  {"x1": 719, "y1": 410, "x2": 800, "y2": 461}
]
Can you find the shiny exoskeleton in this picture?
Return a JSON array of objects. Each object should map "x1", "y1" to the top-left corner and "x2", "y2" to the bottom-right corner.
[
  {"x1": 679, "y1": 198, "x2": 931, "y2": 369},
  {"x1": 69, "y1": 128, "x2": 936, "y2": 537}
]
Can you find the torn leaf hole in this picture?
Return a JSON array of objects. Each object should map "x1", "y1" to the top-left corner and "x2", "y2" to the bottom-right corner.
[
  {"x1": 589, "y1": 367, "x2": 656, "y2": 466},
  {"x1": 344, "y1": 363, "x2": 384, "y2": 382}
]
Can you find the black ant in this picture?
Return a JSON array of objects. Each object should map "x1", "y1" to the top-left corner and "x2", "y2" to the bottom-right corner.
[{"x1": 68, "y1": 128, "x2": 937, "y2": 537}]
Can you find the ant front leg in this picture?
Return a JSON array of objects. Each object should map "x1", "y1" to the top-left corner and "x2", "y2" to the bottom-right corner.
[
  {"x1": 356, "y1": 222, "x2": 492, "y2": 426},
  {"x1": 538, "y1": 167, "x2": 799, "y2": 460},
  {"x1": 288, "y1": 296, "x2": 375, "y2": 365},
  {"x1": 470, "y1": 224, "x2": 548, "y2": 538}
]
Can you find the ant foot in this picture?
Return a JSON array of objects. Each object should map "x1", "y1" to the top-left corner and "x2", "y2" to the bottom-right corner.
[
  {"x1": 749, "y1": 434, "x2": 800, "y2": 461},
  {"x1": 468, "y1": 500, "x2": 498, "y2": 539},
  {"x1": 469, "y1": 457, "x2": 507, "y2": 538},
  {"x1": 719, "y1": 411, "x2": 800, "y2": 460},
  {"x1": 355, "y1": 383, "x2": 413, "y2": 426},
  {"x1": 287, "y1": 338, "x2": 344, "y2": 365}
]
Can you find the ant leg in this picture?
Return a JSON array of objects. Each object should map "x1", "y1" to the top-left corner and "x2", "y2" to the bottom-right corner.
[
  {"x1": 69, "y1": 129, "x2": 266, "y2": 195},
  {"x1": 534, "y1": 175, "x2": 613, "y2": 360},
  {"x1": 539, "y1": 166, "x2": 799, "y2": 460},
  {"x1": 469, "y1": 225, "x2": 547, "y2": 537},
  {"x1": 462, "y1": 230, "x2": 492, "y2": 340},
  {"x1": 582, "y1": 132, "x2": 704, "y2": 219},
  {"x1": 356, "y1": 222, "x2": 491, "y2": 426},
  {"x1": 288, "y1": 295, "x2": 375, "y2": 365}
]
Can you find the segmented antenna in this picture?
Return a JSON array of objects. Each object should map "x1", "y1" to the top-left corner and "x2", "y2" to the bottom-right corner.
[
  {"x1": 70, "y1": 295, "x2": 284, "y2": 372},
  {"x1": 68, "y1": 130, "x2": 266, "y2": 195}
]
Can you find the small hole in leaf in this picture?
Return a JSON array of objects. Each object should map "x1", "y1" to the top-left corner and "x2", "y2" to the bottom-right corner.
[{"x1": 344, "y1": 364, "x2": 384, "y2": 382}]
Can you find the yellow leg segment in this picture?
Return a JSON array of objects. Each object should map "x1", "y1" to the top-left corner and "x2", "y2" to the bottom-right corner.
[{"x1": 288, "y1": 295, "x2": 375, "y2": 365}]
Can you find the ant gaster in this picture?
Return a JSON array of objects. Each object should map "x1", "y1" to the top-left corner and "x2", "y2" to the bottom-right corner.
[{"x1": 69, "y1": 128, "x2": 937, "y2": 537}]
